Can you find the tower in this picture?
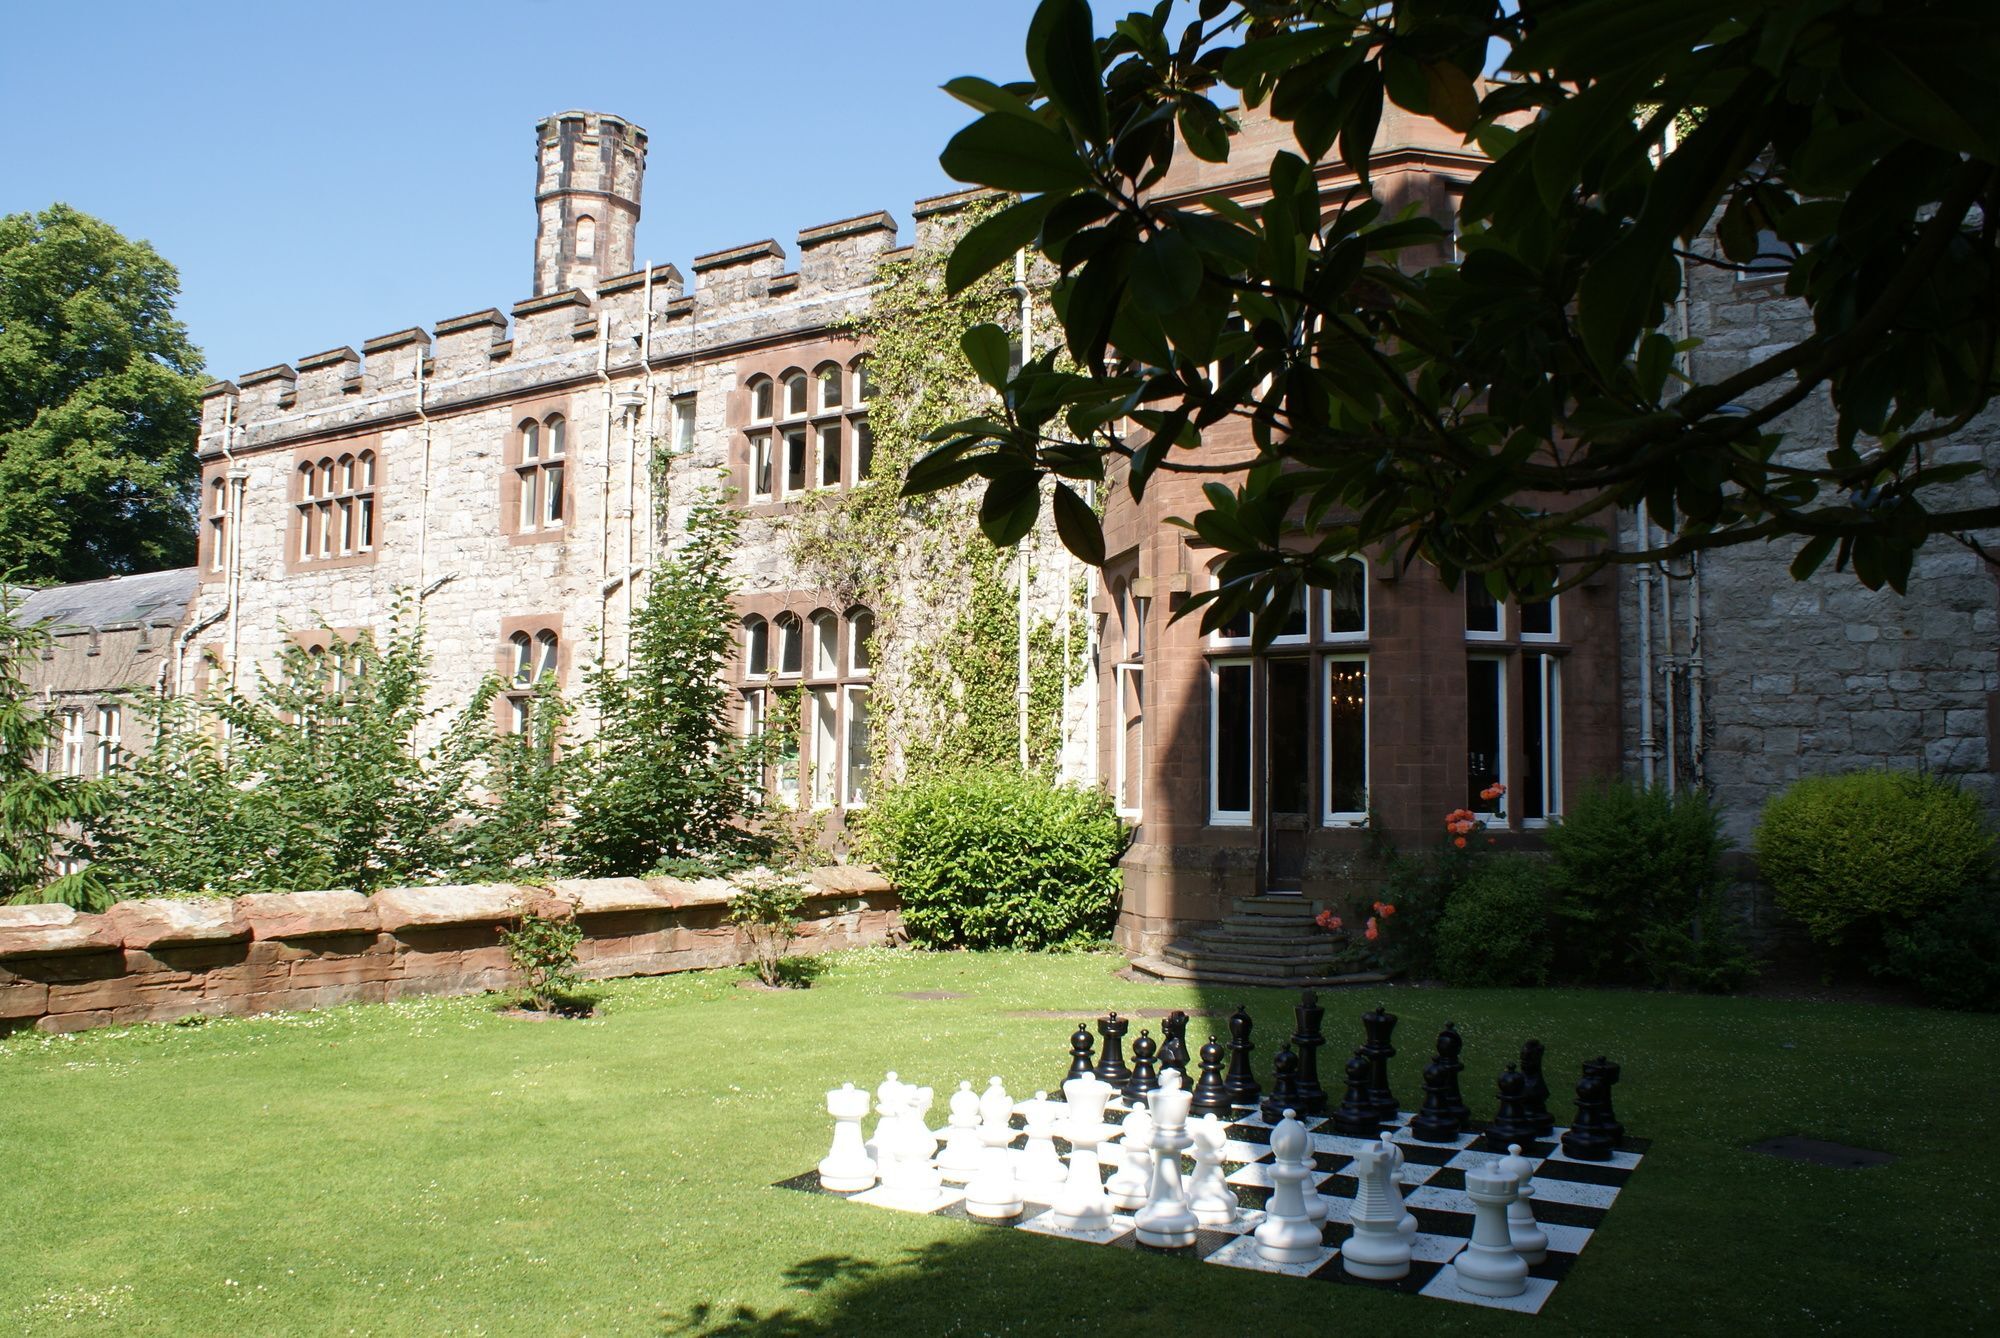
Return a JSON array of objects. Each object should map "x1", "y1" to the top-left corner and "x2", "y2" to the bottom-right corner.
[{"x1": 532, "y1": 111, "x2": 647, "y2": 296}]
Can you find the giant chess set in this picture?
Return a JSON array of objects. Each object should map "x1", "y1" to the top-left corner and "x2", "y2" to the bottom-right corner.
[{"x1": 776, "y1": 994, "x2": 1647, "y2": 1314}]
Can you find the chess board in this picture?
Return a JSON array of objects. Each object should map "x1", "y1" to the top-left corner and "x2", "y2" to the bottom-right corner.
[{"x1": 775, "y1": 1098, "x2": 1648, "y2": 1315}]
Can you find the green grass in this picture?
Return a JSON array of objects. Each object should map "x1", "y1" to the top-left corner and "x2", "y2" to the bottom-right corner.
[{"x1": 1, "y1": 948, "x2": 1993, "y2": 1335}]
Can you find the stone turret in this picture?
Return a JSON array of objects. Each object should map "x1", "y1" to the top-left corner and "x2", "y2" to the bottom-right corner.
[{"x1": 532, "y1": 110, "x2": 647, "y2": 296}]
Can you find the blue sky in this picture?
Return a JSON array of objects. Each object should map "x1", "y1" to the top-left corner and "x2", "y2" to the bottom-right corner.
[{"x1": 1, "y1": 0, "x2": 1048, "y2": 380}]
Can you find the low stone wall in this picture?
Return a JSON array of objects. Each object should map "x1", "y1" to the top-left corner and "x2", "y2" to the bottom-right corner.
[{"x1": 0, "y1": 869, "x2": 901, "y2": 1035}]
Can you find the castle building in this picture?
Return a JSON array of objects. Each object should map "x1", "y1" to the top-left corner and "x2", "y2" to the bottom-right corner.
[{"x1": 23, "y1": 107, "x2": 1994, "y2": 965}]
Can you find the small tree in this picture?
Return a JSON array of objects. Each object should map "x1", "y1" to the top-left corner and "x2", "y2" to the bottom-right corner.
[
  {"x1": 0, "y1": 586, "x2": 104, "y2": 907},
  {"x1": 498, "y1": 892, "x2": 585, "y2": 1012},
  {"x1": 726, "y1": 867, "x2": 809, "y2": 987},
  {"x1": 563, "y1": 490, "x2": 762, "y2": 875}
]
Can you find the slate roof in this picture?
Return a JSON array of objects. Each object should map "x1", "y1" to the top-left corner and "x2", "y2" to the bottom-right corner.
[{"x1": 11, "y1": 568, "x2": 200, "y2": 632}]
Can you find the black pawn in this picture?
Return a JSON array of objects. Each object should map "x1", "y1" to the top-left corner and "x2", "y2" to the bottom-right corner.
[
  {"x1": 1561, "y1": 1071, "x2": 1616, "y2": 1161},
  {"x1": 1331, "y1": 1050, "x2": 1381, "y2": 1136},
  {"x1": 1436, "y1": 1022, "x2": 1471, "y2": 1126},
  {"x1": 1189, "y1": 1036, "x2": 1232, "y2": 1116},
  {"x1": 1223, "y1": 1005, "x2": 1261, "y2": 1107},
  {"x1": 1520, "y1": 1039, "x2": 1555, "y2": 1139},
  {"x1": 1290, "y1": 989, "x2": 1328, "y2": 1115},
  {"x1": 1583, "y1": 1057, "x2": 1625, "y2": 1142},
  {"x1": 1093, "y1": 1012, "x2": 1131, "y2": 1086},
  {"x1": 1260, "y1": 1045, "x2": 1302, "y2": 1123},
  {"x1": 1487, "y1": 1064, "x2": 1540, "y2": 1146},
  {"x1": 1159, "y1": 1010, "x2": 1191, "y2": 1084},
  {"x1": 1062, "y1": 1023, "x2": 1095, "y2": 1093},
  {"x1": 1410, "y1": 1058, "x2": 1463, "y2": 1143},
  {"x1": 1123, "y1": 1030, "x2": 1161, "y2": 1103},
  {"x1": 1360, "y1": 1001, "x2": 1399, "y2": 1123}
]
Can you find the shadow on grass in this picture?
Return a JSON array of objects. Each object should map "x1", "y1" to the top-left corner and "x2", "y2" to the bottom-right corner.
[{"x1": 660, "y1": 1243, "x2": 984, "y2": 1336}]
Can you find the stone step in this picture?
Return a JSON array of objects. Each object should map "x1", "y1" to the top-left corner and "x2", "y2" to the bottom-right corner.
[
  {"x1": 1161, "y1": 946, "x2": 1342, "y2": 978},
  {"x1": 1170, "y1": 935, "x2": 1342, "y2": 962},
  {"x1": 1231, "y1": 896, "x2": 1316, "y2": 919},
  {"x1": 1197, "y1": 920, "x2": 1323, "y2": 941},
  {"x1": 1127, "y1": 953, "x2": 1394, "y2": 991}
]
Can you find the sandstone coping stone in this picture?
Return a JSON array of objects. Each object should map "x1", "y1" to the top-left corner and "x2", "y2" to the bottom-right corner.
[
  {"x1": 105, "y1": 898, "x2": 248, "y2": 950},
  {"x1": 545, "y1": 878, "x2": 675, "y2": 916},
  {"x1": 371, "y1": 883, "x2": 521, "y2": 933},
  {"x1": 809, "y1": 866, "x2": 890, "y2": 895},
  {"x1": 0, "y1": 907, "x2": 120, "y2": 958},
  {"x1": 677, "y1": 878, "x2": 735, "y2": 908},
  {"x1": 235, "y1": 889, "x2": 380, "y2": 940}
]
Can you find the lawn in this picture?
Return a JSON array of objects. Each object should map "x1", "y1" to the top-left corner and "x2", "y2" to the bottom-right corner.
[{"x1": 2, "y1": 947, "x2": 1993, "y2": 1336}]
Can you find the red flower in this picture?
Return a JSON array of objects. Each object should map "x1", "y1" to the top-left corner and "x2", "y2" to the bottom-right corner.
[
  {"x1": 1453, "y1": 836, "x2": 1467, "y2": 849},
  {"x1": 1364, "y1": 917, "x2": 1380, "y2": 942},
  {"x1": 1379, "y1": 903, "x2": 1396, "y2": 917},
  {"x1": 1315, "y1": 909, "x2": 1343, "y2": 932}
]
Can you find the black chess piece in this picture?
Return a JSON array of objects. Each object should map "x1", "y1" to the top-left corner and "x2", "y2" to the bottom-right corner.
[
  {"x1": 1519, "y1": 1039, "x2": 1555, "y2": 1139},
  {"x1": 1487, "y1": 1064, "x2": 1540, "y2": 1146},
  {"x1": 1410, "y1": 1058, "x2": 1463, "y2": 1143},
  {"x1": 1189, "y1": 1036, "x2": 1232, "y2": 1116},
  {"x1": 1360, "y1": 1001, "x2": 1399, "y2": 1123},
  {"x1": 1123, "y1": 1029, "x2": 1161, "y2": 1102},
  {"x1": 1159, "y1": 1010, "x2": 1191, "y2": 1085},
  {"x1": 1093, "y1": 1012, "x2": 1131, "y2": 1086},
  {"x1": 1436, "y1": 1021, "x2": 1471, "y2": 1126},
  {"x1": 1331, "y1": 1049, "x2": 1381, "y2": 1136},
  {"x1": 1223, "y1": 1005, "x2": 1261, "y2": 1107},
  {"x1": 1583, "y1": 1056, "x2": 1625, "y2": 1142},
  {"x1": 1560, "y1": 1071, "x2": 1616, "y2": 1161},
  {"x1": 1290, "y1": 989, "x2": 1328, "y2": 1115},
  {"x1": 1062, "y1": 1023, "x2": 1095, "y2": 1094},
  {"x1": 1260, "y1": 1045, "x2": 1303, "y2": 1123}
]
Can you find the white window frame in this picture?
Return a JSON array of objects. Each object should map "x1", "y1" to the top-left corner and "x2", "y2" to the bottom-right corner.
[
  {"x1": 816, "y1": 364, "x2": 843, "y2": 412},
  {"x1": 1521, "y1": 652, "x2": 1562, "y2": 827},
  {"x1": 1321, "y1": 654, "x2": 1369, "y2": 826},
  {"x1": 782, "y1": 427, "x2": 809, "y2": 498},
  {"x1": 743, "y1": 617, "x2": 769, "y2": 677},
  {"x1": 671, "y1": 396, "x2": 697, "y2": 454},
  {"x1": 775, "y1": 616, "x2": 802, "y2": 678},
  {"x1": 815, "y1": 421, "x2": 843, "y2": 490},
  {"x1": 1208, "y1": 658, "x2": 1255, "y2": 826},
  {"x1": 850, "y1": 418, "x2": 874, "y2": 484},
  {"x1": 1467, "y1": 653, "x2": 1510, "y2": 821},
  {"x1": 742, "y1": 686, "x2": 767, "y2": 741},
  {"x1": 783, "y1": 372, "x2": 809, "y2": 418},
  {"x1": 95, "y1": 704, "x2": 122, "y2": 774},
  {"x1": 843, "y1": 683, "x2": 870, "y2": 809},
  {"x1": 1520, "y1": 594, "x2": 1559, "y2": 643},
  {"x1": 1114, "y1": 661, "x2": 1144, "y2": 821},
  {"x1": 847, "y1": 609, "x2": 873, "y2": 676},
  {"x1": 1321, "y1": 555, "x2": 1369, "y2": 643},
  {"x1": 749, "y1": 377, "x2": 774, "y2": 424},
  {"x1": 748, "y1": 432, "x2": 774, "y2": 503},
  {"x1": 1207, "y1": 570, "x2": 1253, "y2": 649},
  {"x1": 58, "y1": 708, "x2": 87, "y2": 777},
  {"x1": 809, "y1": 687, "x2": 838, "y2": 811},
  {"x1": 810, "y1": 612, "x2": 838, "y2": 678},
  {"x1": 1465, "y1": 581, "x2": 1506, "y2": 643}
]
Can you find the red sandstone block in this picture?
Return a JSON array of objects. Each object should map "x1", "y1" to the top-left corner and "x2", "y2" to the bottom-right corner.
[
  {"x1": 288, "y1": 954, "x2": 395, "y2": 987},
  {"x1": 0, "y1": 906, "x2": 119, "y2": 958},
  {"x1": 236, "y1": 890, "x2": 379, "y2": 940},
  {"x1": 37, "y1": 1009, "x2": 111, "y2": 1034},
  {"x1": 547, "y1": 878, "x2": 674, "y2": 916},
  {"x1": 104, "y1": 898, "x2": 246, "y2": 950},
  {"x1": 0, "y1": 980, "x2": 49, "y2": 1019},
  {"x1": 372, "y1": 883, "x2": 521, "y2": 933}
]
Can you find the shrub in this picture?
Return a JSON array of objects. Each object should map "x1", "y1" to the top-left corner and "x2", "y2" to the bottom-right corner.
[
  {"x1": 1432, "y1": 855, "x2": 1552, "y2": 987},
  {"x1": 1545, "y1": 781, "x2": 1749, "y2": 988},
  {"x1": 857, "y1": 770, "x2": 1126, "y2": 949},
  {"x1": 1880, "y1": 879, "x2": 2000, "y2": 1011},
  {"x1": 727, "y1": 867, "x2": 809, "y2": 987},
  {"x1": 498, "y1": 893, "x2": 584, "y2": 1012},
  {"x1": 1370, "y1": 794, "x2": 1506, "y2": 976},
  {"x1": 1755, "y1": 770, "x2": 1994, "y2": 954}
]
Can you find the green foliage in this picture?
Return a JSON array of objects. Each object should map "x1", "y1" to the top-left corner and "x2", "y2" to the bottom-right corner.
[
  {"x1": 726, "y1": 866, "x2": 809, "y2": 987},
  {"x1": 1369, "y1": 805, "x2": 1492, "y2": 977},
  {"x1": 0, "y1": 587, "x2": 105, "y2": 907},
  {"x1": 463, "y1": 681, "x2": 569, "y2": 880},
  {"x1": 858, "y1": 769, "x2": 1125, "y2": 949},
  {"x1": 1755, "y1": 770, "x2": 1994, "y2": 955},
  {"x1": 562, "y1": 489, "x2": 761, "y2": 876},
  {"x1": 1880, "y1": 879, "x2": 2000, "y2": 1011},
  {"x1": 919, "y1": 1, "x2": 2000, "y2": 623},
  {"x1": 1432, "y1": 855, "x2": 1553, "y2": 988},
  {"x1": 1546, "y1": 781, "x2": 1752, "y2": 989},
  {"x1": 498, "y1": 894, "x2": 585, "y2": 1012},
  {"x1": 0, "y1": 205, "x2": 206, "y2": 582}
]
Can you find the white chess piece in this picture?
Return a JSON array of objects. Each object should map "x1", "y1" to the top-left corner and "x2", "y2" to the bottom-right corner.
[
  {"x1": 977, "y1": 1076, "x2": 1014, "y2": 1149},
  {"x1": 938, "y1": 1081, "x2": 985, "y2": 1177},
  {"x1": 1253, "y1": 1110, "x2": 1322, "y2": 1263},
  {"x1": 1451, "y1": 1161, "x2": 1530, "y2": 1297},
  {"x1": 901, "y1": 1086, "x2": 941, "y2": 1193},
  {"x1": 1134, "y1": 1072, "x2": 1199, "y2": 1247},
  {"x1": 1499, "y1": 1143, "x2": 1549, "y2": 1264},
  {"x1": 1379, "y1": 1132, "x2": 1418, "y2": 1236},
  {"x1": 866, "y1": 1071, "x2": 906, "y2": 1164},
  {"x1": 818, "y1": 1082, "x2": 876, "y2": 1192},
  {"x1": 1186, "y1": 1114, "x2": 1239, "y2": 1227},
  {"x1": 1341, "y1": 1130, "x2": 1413, "y2": 1279},
  {"x1": 1016, "y1": 1091, "x2": 1067, "y2": 1198},
  {"x1": 964, "y1": 1136, "x2": 1024, "y2": 1220},
  {"x1": 1051, "y1": 1075, "x2": 1117, "y2": 1231},
  {"x1": 1105, "y1": 1105, "x2": 1155, "y2": 1211}
]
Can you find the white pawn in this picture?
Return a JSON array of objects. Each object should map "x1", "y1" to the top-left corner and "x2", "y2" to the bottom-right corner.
[
  {"x1": 1499, "y1": 1143, "x2": 1549, "y2": 1264},
  {"x1": 818, "y1": 1082, "x2": 876, "y2": 1192},
  {"x1": 1378, "y1": 1132, "x2": 1418, "y2": 1237},
  {"x1": 1186, "y1": 1114, "x2": 1239, "y2": 1227},
  {"x1": 1341, "y1": 1130, "x2": 1413, "y2": 1279},
  {"x1": 977, "y1": 1076, "x2": 1014, "y2": 1148},
  {"x1": 1051, "y1": 1075, "x2": 1117, "y2": 1231},
  {"x1": 1134, "y1": 1072, "x2": 1198, "y2": 1248},
  {"x1": 964, "y1": 1137, "x2": 1024, "y2": 1220},
  {"x1": 1017, "y1": 1091, "x2": 1068, "y2": 1198},
  {"x1": 901, "y1": 1087, "x2": 941, "y2": 1193},
  {"x1": 938, "y1": 1081, "x2": 985, "y2": 1177},
  {"x1": 1105, "y1": 1105, "x2": 1155, "y2": 1211},
  {"x1": 866, "y1": 1071, "x2": 906, "y2": 1164},
  {"x1": 1254, "y1": 1110, "x2": 1322, "y2": 1263},
  {"x1": 1451, "y1": 1161, "x2": 1530, "y2": 1297}
]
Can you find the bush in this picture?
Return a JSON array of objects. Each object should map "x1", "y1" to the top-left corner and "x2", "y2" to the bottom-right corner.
[
  {"x1": 1432, "y1": 855, "x2": 1552, "y2": 987},
  {"x1": 857, "y1": 770, "x2": 1126, "y2": 949},
  {"x1": 1880, "y1": 879, "x2": 2000, "y2": 1011},
  {"x1": 727, "y1": 867, "x2": 808, "y2": 987},
  {"x1": 498, "y1": 893, "x2": 584, "y2": 1012},
  {"x1": 1545, "y1": 781, "x2": 1750, "y2": 989},
  {"x1": 1755, "y1": 770, "x2": 1993, "y2": 954}
]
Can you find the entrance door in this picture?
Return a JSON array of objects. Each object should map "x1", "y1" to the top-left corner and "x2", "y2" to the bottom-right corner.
[{"x1": 1264, "y1": 657, "x2": 1311, "y2": 892}]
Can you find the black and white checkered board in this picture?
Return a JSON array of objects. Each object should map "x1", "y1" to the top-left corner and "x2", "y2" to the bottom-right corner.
[{"x1": 776, "y1": 1096, "x2": 1647, "y2": 1314}]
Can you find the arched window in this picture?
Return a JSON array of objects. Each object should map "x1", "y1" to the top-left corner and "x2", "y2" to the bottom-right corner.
[
  {"x1": 207, "y1": 476, "x2": 229, "y2": 573},
  {"x1": 847, "y1": 607, "x2": 874, "y2": 674},
  {"x1": 296, "y1": 444, "x2": 377, "y2": 563},
  {"x1": 816, "y1": 363, "x2": 843, "y2": 411},
  {"x1": 782, "y1": 371, "x2": 808, "y2": 418},
  {"x1": 516, "y1": 414, "x2": 566, "y2": 532},
  {"x1": 574, "y1": 214, "x2": 597, "y2": 260},
  {"x1": 853, "y1": 356, "x2": 875, "y2": 404},
  {"x1": 503, "y1": 626, "x2": 561, "y2": 734},
  {"x1": 1324, "y1": 556, "x2": 1367, "y2": 640},
  {"x1": 743, "y1": 616, "x2": 769, "y2": 677},
  {"x1": 750, "y1": 376, "x2": 774, "y2": 422},
  {"x1": 810, "y1": 610, "x2": 838, "y2": 677},
  {"x1": 775, "y1": 614, "x2": 803, "y2": 676}
]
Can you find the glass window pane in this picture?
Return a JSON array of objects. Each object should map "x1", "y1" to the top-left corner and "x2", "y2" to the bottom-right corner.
[
  {"x1": 358, "y1": 496, "x2": 375, "y2": 549},
  {"x1": 753, "y1": 380, "x2": 773, "y2": 420},
  {"x1": 1277, "y1": 585, "x2": 1306, "y2": 640},
  {"x1": 545, "y1": 464, "x2": 564, "y2": 524},
  {"x1": 819, "y1": 366, "x2": 842, "y2": 410},
  {"x1": 751, "y1": 433, "x2": 772, "y2": 497},
  {"x1": 547, "y1": 418, "x2": 565, "y2": 457},
  {"x1": 812, "y1": 688, "x2": 837, "y2": 808},
  {"x1": 1327, "y1": 659, "x2": 1367, "y2": 815},
  {"x1": 1522, "y1": 652, "x2": 1560, "y2": 820},
  {"x1": 1521, "y1": 597, "x2": 1555, "y2": 638},
  {"x1": 1119, "y1": 666, "x2": 1144, "y2": 815},
  {"x1": 1328, "y1": 558, "x2": 1366, "y2": 636},
  {"x1": 1268, "y1": 658, "x2": 1309, "y2": 815},
  {"x1": 845, "y1": 687, "x2": 870, "y2": 806},
  {"x1": 812, "y1": 614, "x2": 837, "y2": 676},
  {"x1": 778, "y1": 619, "x2": 802, "y2": 675},
  {"x1": 1213, "y1": 661, "x2": 1252, "y2": 816},
  {"x1": 536, "y1": 631, "x2": 559, "y2": 678},
  {"x1": 785, "y1": 375, "x2": 807, "y2": 417},
  {"x1": 1467, "y1": 581, "x2": 1500, "y2": 634},
  {"x1": 522, "y1": 422, "x2": 539, "y2": 460},
  {"x1": 854, "y1": 420, "x2": 874, "y2": 479},
  {"x1": 746, "y1": 620, "x2": 769, "y2": 677},
  {"x1": 785, "y1": 430, "x2": 808, "y2": 492},
  {"x1": 1468, "y1": 657, "x2": 1505, "y2": 814},
  {"x1": 519, "y1": 468, "x2": 539, "y2": 530},
  {"x1": 849, "y1": 610, "x2": 873, "y2": 672},
  {"x1": 819, "y1": 423, "x2": 842, "y2": 487}
]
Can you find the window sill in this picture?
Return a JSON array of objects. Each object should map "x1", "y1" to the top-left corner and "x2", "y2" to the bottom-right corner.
[{"x1": 506, "y1": 526, "x2": 567, "y2": 547}]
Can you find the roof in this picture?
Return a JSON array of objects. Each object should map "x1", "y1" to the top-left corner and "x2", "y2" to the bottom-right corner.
[{"x1": 11, "y1": 568, "x2": 200, "y2": 633}]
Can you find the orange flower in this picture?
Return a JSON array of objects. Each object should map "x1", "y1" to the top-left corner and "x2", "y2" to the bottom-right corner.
[
  {"x1": 1453, "y1": 836, "x2": 1467, "y2": 849},
  {"x1": 1364, "y1": 917, "x2": 1380, "y2": 942},
  {"x1": 1315, "y1": 909, "x2": 1343, "y2": 932},
  {"x1": 1380, "y1": 903, "x2": 1396, "y2": 917},
  {"x1": 1487, "y1": 836, "x2": 1497, "y2": 846}
]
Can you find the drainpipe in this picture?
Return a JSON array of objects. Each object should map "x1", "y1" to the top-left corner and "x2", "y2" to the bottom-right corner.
[
  {"x1": 415, "y1": 347, "x2": 433, "y2": 597},
  {"x1": 617, "y1": 385, "x2": 646, "y2": 666},
  {"x1": 1672, "y1": 255, "x2": 1708, "y2": 792},
  {"x1": 173, "y1": 607, "x2": 229, "y2": 698},
  {"x1": 220, "y1": 399, "x2": 245, "y2": 692},
  {"x1": 596, "y1": 312, "x2": 614, "y2": 663},
  {"x1": 1013, "y1": 249, "x2": 1033, "y2": 770},
  {"x1": 1634, "y1": 503, "x2": 1658, "y2": 787},
  {"x1": 1660, "y1": 543, "x2": 1677, "y2": 794},
  {"x1": 640, "y1": 262, "x2": 658, "y2": 605}
]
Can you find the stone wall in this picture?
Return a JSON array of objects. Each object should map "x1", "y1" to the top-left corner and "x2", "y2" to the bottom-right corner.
[{"x1": 0, "y1": 868, "x2": 901, "y2": 1036}]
